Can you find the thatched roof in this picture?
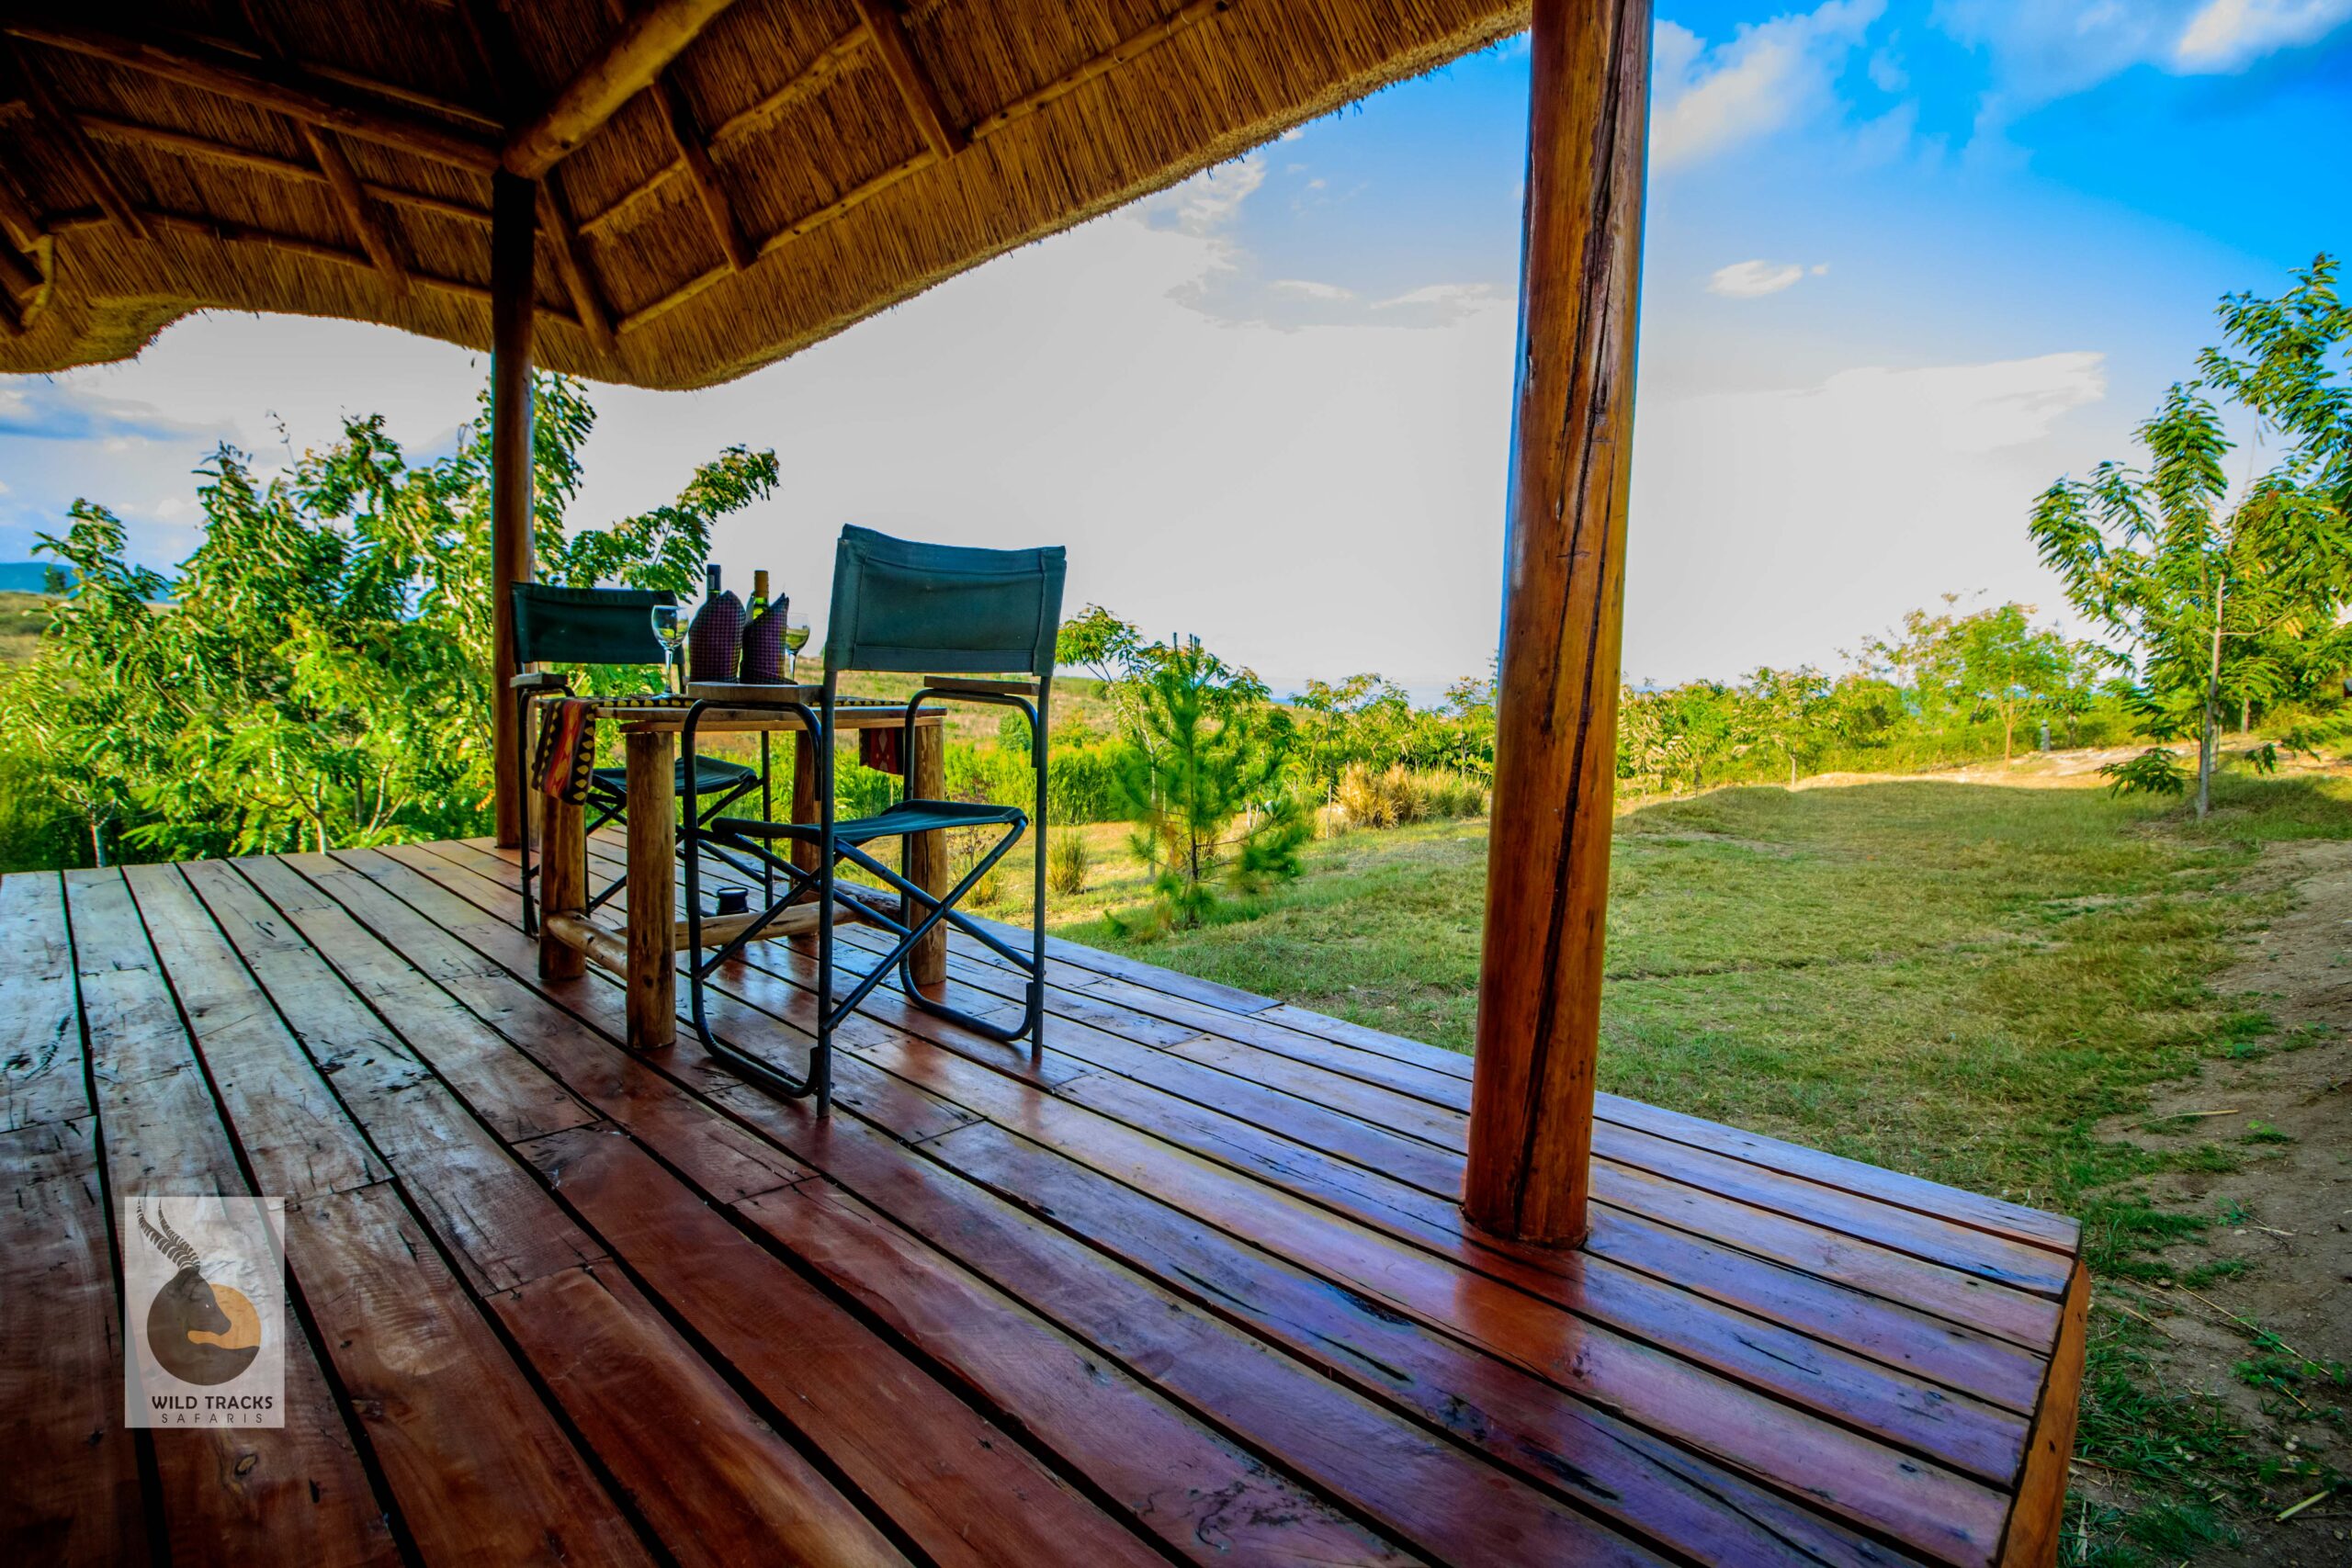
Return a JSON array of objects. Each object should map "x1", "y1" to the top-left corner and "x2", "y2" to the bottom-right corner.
[{"x1": 0, "y1": 0, "x2": 1525, "y2": 390}]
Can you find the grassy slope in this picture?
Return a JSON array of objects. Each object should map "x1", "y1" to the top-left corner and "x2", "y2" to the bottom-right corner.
[
  {"x1": 1030, "y1": 768, "x2": 2350, "y2": 1564},
  {"x1": 0, "y1": 592, "x2": 50, "y2": 665}
]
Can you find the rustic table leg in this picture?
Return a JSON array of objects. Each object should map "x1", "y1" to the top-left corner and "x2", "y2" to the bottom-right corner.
[
  {"x1": 790, "y1": 728, "x2": 820, "y2": 877},
  {"x1": 537, "y1": 786, "x2": 586, "y2": 981},
  {"x1": 907, "y1": 717, "x2": 947, "y2": 995},
  {"x1": 626, "y1": 729, "x2": 677, "y2": 1049}
]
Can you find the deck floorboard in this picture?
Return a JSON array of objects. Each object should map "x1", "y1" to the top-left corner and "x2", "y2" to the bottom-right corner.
[{"x1": 6, "y1": 845, "x2": 2088, "y2": 1568}]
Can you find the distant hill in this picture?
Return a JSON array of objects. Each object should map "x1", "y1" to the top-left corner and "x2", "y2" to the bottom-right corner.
[{"x1": 0, "y1": 563, "x2": 68, "y2": 593}]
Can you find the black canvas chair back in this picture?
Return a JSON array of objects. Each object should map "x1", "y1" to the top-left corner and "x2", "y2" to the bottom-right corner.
[
  {"x1": 509, "y1": 581, "x2": 759, "y2": 934},
  {"x1": 511, "y1": 583, "x2": 673, "y2": 667},
  {"x1": 823, "y1": 525, "x2": 1066, "y2": 678},
  {"x1": 679, "y1": 525, "x2": 1067, "y2": 1115}
]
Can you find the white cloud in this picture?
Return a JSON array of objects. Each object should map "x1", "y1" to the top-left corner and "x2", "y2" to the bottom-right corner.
[
  {"x1": 1708, "y1": 260, "x2": 1829, "y2": 298},
  {"x1": 1371, "y1": 283, "x2": 1508, "y2": 325},
  {"x1": 1150, "y1": 154, "x2": 1267, "y2": 235},
  {"x1": 1652, "y1": 0, "x2": 1885, "y2": 168},
  {"x1": 1625, "y1": 351, "x2": 2110, "y2": 680},
  {"x1": 1936, "y1": 0, "x2": 2352, "y2": 132},
  {"x1": 1271, "y1": 279, "x2": 1353, "y2": 300},
  {"x1": 2175, "y1": 0, "x2": 2352, "y2": 68}
]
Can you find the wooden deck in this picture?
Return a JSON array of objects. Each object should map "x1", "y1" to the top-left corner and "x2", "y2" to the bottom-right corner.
[{"x1": 5, "y1": 834, "x2": 2086, "y2": 1567}]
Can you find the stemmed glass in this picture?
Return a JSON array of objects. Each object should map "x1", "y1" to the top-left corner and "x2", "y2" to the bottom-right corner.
[
  {"x1": 783, "y1": 613, "x2": 810, "y2": 681},
  {"x1": 650, "y1": 603, "x2": 685, "y2": 694}
]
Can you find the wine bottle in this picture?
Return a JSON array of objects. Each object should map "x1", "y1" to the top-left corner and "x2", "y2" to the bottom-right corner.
[
  {"x1": 687, "y1": 562, "x2": 744, "y2": 683},
  {"x1": 749, "y1": 570, "x2": 769, "y2": 619}
]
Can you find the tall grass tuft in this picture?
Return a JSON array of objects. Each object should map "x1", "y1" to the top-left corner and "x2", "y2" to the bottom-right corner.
[
  {"x1": 1335, "y1": 763, "x2": 1487, "y2": 829},
  {"x1": 1046, "y1": 830, "x2": 1092, "y2": 897}
]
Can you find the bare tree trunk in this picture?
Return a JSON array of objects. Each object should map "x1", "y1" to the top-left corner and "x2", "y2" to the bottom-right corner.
[
  {"x1": 2197, "y1": 582, "x2": 2225, "y2": 820},
  {"x1": 2240, "y1": 694, "x2": 2251, "y2": 736},
  {"x1": 88, "y1": 814, "x2": 107, "y2": 869}
]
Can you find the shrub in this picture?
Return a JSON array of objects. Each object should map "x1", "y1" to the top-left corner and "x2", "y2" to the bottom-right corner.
[
  {"x1": 1335, "y1": 762, "x2": 1395, "y2": 828},
  {"x1": 1046, "y1": 830, "x2": 1092, "y2": 897},
  {"x1": 2099, "y1": 747, "x2": 2189, "y2": 798},
  {"x1": 1412, "y1": 772, "x2": 1489, "y2": 819},
  {"x1": 1333, "y1": 764, "x2": 1483, "y2": 829}
]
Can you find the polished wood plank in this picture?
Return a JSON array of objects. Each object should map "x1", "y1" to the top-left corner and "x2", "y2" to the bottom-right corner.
[
  {"x1": 0, "y1": 1119, "x2": 147, "y2": 1564},
  {"x1": 492, "y1": 1263, "x2": 913, "y2": 1568},
  {"x1": 216, "y1": 863, "x2": 901, "y2": 1567},
  {"x1": 1998, "y1": 1262, "x2": 2091, "y2": 1568},
  {"x1": 740, "y1": 1179, "x2": 1421, "y2": 1566},
  {"x1": 288, "y1": 1184, "x2": 654, "y2": 1566},
  {"x1": 62, "y1": 869, "x2": 398, "y2": 1568},
  {"x1": 0, "y1": 872, "x2": 82, "y2": 1130},
  {"x1": 518, "y1": 1123, "x2": 1173, "y2": 1568}
]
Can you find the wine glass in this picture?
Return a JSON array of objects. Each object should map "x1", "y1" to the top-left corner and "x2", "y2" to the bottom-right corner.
[
  {"x1": 650, "y1": 603, "x2": 684, "y2": 693},
  {"x1": 783, "y1": 614, "x2": 811, "y2": 681}
]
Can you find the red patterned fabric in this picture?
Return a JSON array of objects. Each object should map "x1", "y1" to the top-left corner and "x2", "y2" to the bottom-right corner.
[{"x1": 859, "y1": 725, "x2": 904, "y2": 776}]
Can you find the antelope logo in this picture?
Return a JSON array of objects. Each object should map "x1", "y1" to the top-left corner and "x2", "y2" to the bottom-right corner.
[{"x1": 136, "y1": 1198, "x2": 263, "y2": 1386}]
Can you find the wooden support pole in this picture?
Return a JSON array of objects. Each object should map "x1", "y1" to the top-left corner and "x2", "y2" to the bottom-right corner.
[
  {"x1": 906, "y1": 715, "x2": 947, "y2": 995},
  {"x1": 790, "y1": 728, "x2": 820, "y2": 876},
  {"x1": 490, "y1": 171, "x2": 537, "y2": 850},
  {"x1": 625, "y1": 730, "x2": 677, "y2": 1049},
  {"x1": 1462, "y1": 0, "x2": 1651, "y2": 1248},
  {"x1": 503, "y1": 0, "x2": 740, "y2": 177}
]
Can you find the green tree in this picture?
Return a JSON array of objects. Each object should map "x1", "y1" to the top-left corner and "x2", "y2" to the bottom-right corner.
[
  {"x1": 2033, "y1": 265, "x2": 2352, "y2": 816},
  {"x1": 1290, "y1": 672, "x2": 1410, "y2": 795},
  {"x1": 1113, "y1": 637, "x2": 1306, "y2": 928},
  {"x1": 1, "y1": 374, "x2": 775, "y2": 863},
  {"x1": 1949, "y1": 604, "x2": 2067, "y2": 762},
  {"x1": 1735, "y1": 666, "x2": 1835, "y2": 786},
  {"x1": 1617, "y1": 680, "x2": 1740, "y2": 795}
]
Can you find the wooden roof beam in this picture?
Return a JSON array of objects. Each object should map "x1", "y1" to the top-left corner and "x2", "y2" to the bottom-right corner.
[
  {"x1": 0, "y1": 162, "x2": 42, "y2": 252},
  {"x1": 503, "y1": 0, "x2": 741, "y2": 178},
  {"x1": 537, "y1": 178, "x2": 615, "y2": 350},
  {"x1": 134, "y1": 205, "x2": 580, "y2": 326},
  {"x1": 80, "y1": 114, "x2": 489, "y2": 225},
  {"x1": 2, "y1": 20, "x2": 500, "y2": 173},
  {"x1": 649, "y1": 76, "x2": 747, "y2": 269},
  {"x1": 849, "y1": 0, "x2": 961, "y2": 160},
  {"x1": 302, "y1": 126, "x2": 408, "y2": 297},
  {"x1": 8, "y1": 45, "x2": 150, "y2": 240},
  {"x1": 594, "y1": 0, "x2": 747, "y2": 270},
  {"x1": 234, "y1": 0, "x2": 409, "y2": 298}
]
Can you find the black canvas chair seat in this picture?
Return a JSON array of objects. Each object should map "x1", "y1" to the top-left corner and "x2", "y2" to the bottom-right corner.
[
  {"x1": 591, "y1": 754, "x2": 758, "y2": 799},
  {"x1": 715, "y1": 798, "x2": 1022, "y2": 845},
  {"x1": 680, "y1": 525, "x2": 1066, "y2": 1115}
]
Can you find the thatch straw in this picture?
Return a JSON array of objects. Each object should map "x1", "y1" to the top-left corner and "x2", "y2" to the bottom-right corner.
[{"x1": 0, "y1": 0, "x2": 1526, "y2": 387}]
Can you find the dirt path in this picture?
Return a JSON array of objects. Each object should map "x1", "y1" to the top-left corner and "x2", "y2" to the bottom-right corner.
[{"x1": 2098, "y1": 839, "x2": 2352, "y2": 1563}]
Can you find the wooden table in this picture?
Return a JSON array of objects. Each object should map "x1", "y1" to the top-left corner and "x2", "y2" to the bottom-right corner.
[{"x1": 533, "y1": 694, "x2": 947, "y2": 1049}]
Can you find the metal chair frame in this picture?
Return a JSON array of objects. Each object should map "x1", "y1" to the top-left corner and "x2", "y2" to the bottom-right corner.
[
  {"x1": 679, "y1": 679, "x2": 1048, "y2": 1115},
  {"x1": 676, "y1": 525, "x2": 1063, "y2": 1115}
]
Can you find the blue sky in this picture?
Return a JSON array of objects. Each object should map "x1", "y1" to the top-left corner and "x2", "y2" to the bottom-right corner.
[{"x1": 2, "y1": 0, "x2": 2346, "y2": 691}]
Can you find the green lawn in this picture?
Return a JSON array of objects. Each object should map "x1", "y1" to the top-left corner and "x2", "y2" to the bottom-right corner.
[{"x1": 1017, "y1": 767, "x2": 2351, "y2": 1563}]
